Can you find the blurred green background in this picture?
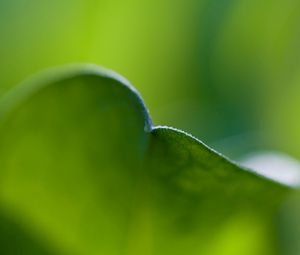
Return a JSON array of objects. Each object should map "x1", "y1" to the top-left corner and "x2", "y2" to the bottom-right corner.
[
  {"x1": 1, "y1": 0, "x2": 300, "y2": 159},
  {"x1": 1, "y1": 1, "x2": 300, "y2": 254}
]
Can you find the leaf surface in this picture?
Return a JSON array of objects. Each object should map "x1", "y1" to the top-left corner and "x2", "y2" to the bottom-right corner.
[{"x1": 0, "y1": 65, "x2": 296, "y2": 255}]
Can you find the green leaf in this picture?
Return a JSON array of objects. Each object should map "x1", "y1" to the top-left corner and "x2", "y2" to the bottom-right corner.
[
  {"x1": 145, "y1": 127, "x2": 293, "y2": 254},
  {"x1": 0, "y1": 65, "x2": 296, "y2": 255}
]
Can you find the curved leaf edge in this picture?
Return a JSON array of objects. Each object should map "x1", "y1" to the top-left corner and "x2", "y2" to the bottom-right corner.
[
  {"x1": 152, "y1": 126, "x2": 298, "y2": 189},
  {"x1": 0, "y1": 64, "x2": 297, "y2": 189},
  {"x1": 0, "y1": 64, "x2": 153, "y2": 132}
]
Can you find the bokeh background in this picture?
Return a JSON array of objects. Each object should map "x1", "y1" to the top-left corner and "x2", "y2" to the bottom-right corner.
[
  {"x1": 1, "y1": 0, "x2": 300, "y2": 159},
  {"x1": 1, "y1": 0, "x2": 300, "y2": 254}
]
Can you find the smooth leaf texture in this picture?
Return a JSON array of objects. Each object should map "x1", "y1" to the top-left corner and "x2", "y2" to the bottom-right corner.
[{"x1": 0, "y1": 65, "x2": 296, "y2": 255}]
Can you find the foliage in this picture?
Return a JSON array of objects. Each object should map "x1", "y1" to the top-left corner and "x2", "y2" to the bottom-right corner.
[{"x1": 0, "y1": 66, "x2": 295, "y2": 254}]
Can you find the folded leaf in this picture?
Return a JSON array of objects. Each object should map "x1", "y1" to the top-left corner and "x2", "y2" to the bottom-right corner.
[{"x1": 0, "y1": 65, "x2": 296, "y2": 255}]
